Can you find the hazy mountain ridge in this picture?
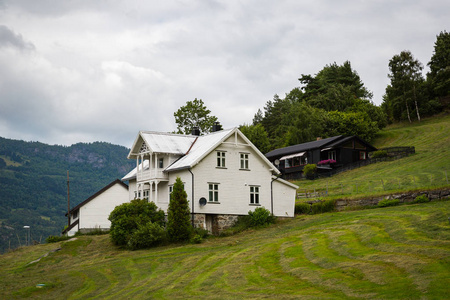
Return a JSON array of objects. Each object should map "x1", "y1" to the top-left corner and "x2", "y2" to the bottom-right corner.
[{"x1": 0, "y1": 137, "x2": 134, "y2": 254}]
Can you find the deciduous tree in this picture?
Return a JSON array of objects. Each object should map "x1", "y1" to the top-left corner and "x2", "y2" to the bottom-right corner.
[
  {"x1": 385, "y1": 51, "x2": 424, "y2": 122},
  {"x1": 239, "y1": 124, "x2": 271, "y2": 154},
  {"x1": 174, "y1": 98, "x2": 218, "y2": 135}
]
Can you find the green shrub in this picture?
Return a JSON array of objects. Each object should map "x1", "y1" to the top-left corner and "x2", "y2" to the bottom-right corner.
[
  {"x1": 310, "y1": 199, "x2": 336, "y2": 214},
  {"x1": 311, "y1": 202, "x2": 323, "y2": 214},
  {"x1": 127, "y1": 222, "x2": 166, "y2": 250},
  {"x1": 412, "y1": 194, "x2": 430, "y2": 204},
  {"x1": 248, "y1": 207, "x2": 275, "y2": 227},
  {"x1": 378, "y1": 198, "x2": 400, "y2": 207},
  {"x1": 322, "y1": 199, "x2": 337, "y2": 212},
  {"x1": 192, "y1": 227, "x2": 209, "y2": 239},
  {"x1": 46, "y1": 235, "x2": 72, "y2": 243},
  {"x1": 371, "y1": 150, "x2": 388, "y2": 159},
  {"x1": 220, "y1": 216, "x2": 252, "y2": 236},
  {"x1": 190, "y1": 234, "x2": 203, "y2": 244},
  {"x1": 108, "y1": 199, "x2": 165, "y2": 247},
  {"x1": 295, "y1": 202, "x2": 311, "y2": 214},
  {"x1": 303, "y1": 164, "x2": 317, "y2": 179}
]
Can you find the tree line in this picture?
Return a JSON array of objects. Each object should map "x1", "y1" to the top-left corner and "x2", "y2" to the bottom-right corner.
[{"x1": 175, "y1": 30, "x2": 449, "y2": 153}]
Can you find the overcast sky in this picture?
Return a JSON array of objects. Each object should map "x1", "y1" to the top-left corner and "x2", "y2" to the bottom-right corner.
[{"x1": 0, "y1": 0, "x2": 448, "y2": 147}]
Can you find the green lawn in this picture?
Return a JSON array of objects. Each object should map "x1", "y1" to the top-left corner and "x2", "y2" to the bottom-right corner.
[
  {"x1": 293, "y1": 114, "x2": 450, "y2": 199},
  {"x1": 1, "y1": 200, "x2": 450, "y2": 299}
]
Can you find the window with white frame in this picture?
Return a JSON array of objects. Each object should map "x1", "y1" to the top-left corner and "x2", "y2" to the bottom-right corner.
[
  {"x1": 250, "y1": 186, "x2": 260, "y2": 204},
  {"x1": 328, "y1": 150, "x2": 336, "y2": 161},
  {"x1": 158, "y1": 157, "x2": 164, "y2": 168},
  {"x1": 240, "y1": 153, "x2": 249, "y2": 169},
  {"x1": 208, "y1": 183, "x2": 219, "y2": 202},
  {"x1": 360, "y1": 151, "x2": 366, "y2": 160},
  {"x1": 216, "y1": 151, "x2": 226, "y2": 168}
]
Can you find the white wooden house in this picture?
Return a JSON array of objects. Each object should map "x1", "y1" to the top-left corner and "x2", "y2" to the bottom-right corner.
[
  {"x1": 122, "y1": 127, "x2": 297, "y2": 234},
  {"x1": 63, "y1": 179, "x2": 129, "y2": 236}
]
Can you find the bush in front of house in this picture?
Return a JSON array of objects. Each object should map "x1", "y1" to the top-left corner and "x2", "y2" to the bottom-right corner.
[
  {"x1": 127, "y1": 222, "x2": 166, "y2": 250},
  {"x1": 378, "y1": 198, "x2": 400, "y2": 207},
  {"x1": 220, "y1": 208, "x2": 275, "y2": 237},
  {"x1": 248, "y1": 207, "x2": 275, "y2": 227},
  {"x1": 303, "y1": 164, "x2": 317, "y2": 179},
  {"x1": 295, "y1": 202, "x2": 311, "y2": 214},
  {"x1": 412, "y1": 194, "x2": 430, "y2": 204},
  {"x1": 108, "y1": 199, "x2": 165, "y2": 249}
]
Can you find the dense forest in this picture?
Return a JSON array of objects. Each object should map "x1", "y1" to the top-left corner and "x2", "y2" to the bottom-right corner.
[
  {"x1": 240, "y1": 30, "x2": 449, "y2": 152},
  {"x1": 0, "y1": 137, "x2": 134, "y2": 254}
]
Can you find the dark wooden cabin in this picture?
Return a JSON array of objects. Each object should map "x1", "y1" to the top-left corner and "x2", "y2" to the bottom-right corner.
[{"x1": 265, "y1": 136, "x2": 377, "y2": 179}]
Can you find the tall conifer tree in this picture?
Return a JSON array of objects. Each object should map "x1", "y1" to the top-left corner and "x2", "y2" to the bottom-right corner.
[{"x1": 167, "y1": 177, "x2": 191, "y2": 242}]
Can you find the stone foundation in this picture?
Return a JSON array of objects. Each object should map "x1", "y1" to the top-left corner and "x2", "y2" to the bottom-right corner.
[{"x1": 193, "y1": 213, "x2": 239, "y2": 235}]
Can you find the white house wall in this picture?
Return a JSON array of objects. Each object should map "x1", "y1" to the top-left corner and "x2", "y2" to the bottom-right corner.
[
  {"x1": 128, "y1": 180, "x2": 136, "y2": 200},
  {"x1": 78, "y1": 183, "x2": 129, "y2": 230},
  {"x1": 185, "y1": 134, "x2": 277, "y2": 216},
  {"x1": 272, "y1": 179, "x2": 296, "y2": 217}
]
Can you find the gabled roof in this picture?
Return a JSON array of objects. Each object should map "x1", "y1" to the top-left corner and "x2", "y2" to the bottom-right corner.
[
  {"x1": 127, "y1": 131, "x2": 197, "y2": 159},
  {"x1": 265, "y1": 136, "x2": 343, "y2": 159},
  {"x1": 122, "y1": 128, "x2": 280, "y2": 180},
  {"x1": 66, "y1": 179, "x2": 128, "y2": 215},
  {"x1": 265, "y1": 135, "x2": 377, "y2": 159},
  {"x1": 166, "y1": 128, "x2": 234, "y2": 171}
]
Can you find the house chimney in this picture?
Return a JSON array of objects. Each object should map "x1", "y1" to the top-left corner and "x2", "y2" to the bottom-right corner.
[
  {"x1": 191, "y1": 126, "x2": 200, "y2": 136},
  {"x1": 212, "y1": 121, "x2": 222, "y2": 132},
  {"x1": 316, "y1": 137, "x2": 322, "y2": 141}
]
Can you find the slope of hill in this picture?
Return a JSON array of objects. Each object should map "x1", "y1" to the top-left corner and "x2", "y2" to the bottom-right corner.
[
  {"x1": 0, "y1": 137, "x2": 134, "y2": 253},
  {"x1": 294, "y1": 113, "x2": 450, "y2": 197},
  {"x1": 1, "y1": 201, "x2": 449, "y2": 298}
]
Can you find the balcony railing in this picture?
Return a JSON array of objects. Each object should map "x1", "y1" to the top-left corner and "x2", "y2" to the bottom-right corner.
[{"x1": 137, "y1": 169, "x2": 168, "y2": 182}]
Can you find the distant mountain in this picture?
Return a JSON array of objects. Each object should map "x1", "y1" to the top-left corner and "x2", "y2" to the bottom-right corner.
[{"x1": 0, "y1": 137, "x2": 134, "y2": 254}]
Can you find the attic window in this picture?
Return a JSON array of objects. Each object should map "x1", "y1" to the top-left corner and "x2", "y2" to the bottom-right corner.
[{"x1": 139, "y1": 142, "x2": 149, "y2": 153}]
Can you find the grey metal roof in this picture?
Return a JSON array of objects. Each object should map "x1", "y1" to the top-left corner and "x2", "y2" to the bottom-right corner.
[
  {"x1": 166, "y1": 128, "x2": 234, "y2": 171},
  {"x1": 140, "y1": 131, "x2": 197, "y2": 154},
  {"x1": 265, "y1": 136, "x2": 343, "y2": 159}
]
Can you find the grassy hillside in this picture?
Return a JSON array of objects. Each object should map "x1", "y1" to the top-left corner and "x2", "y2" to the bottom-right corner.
[
  {"x1": 1, "y1": 201, "x2": 449, "y2": 299},
  {"x1": 293, "y1": 114, "x2": 450, "y2": 198}
]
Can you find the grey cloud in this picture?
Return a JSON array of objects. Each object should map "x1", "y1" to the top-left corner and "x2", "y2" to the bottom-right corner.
[{"x1": 0, "y1": 25, "x2": 34, "y2": 50}]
